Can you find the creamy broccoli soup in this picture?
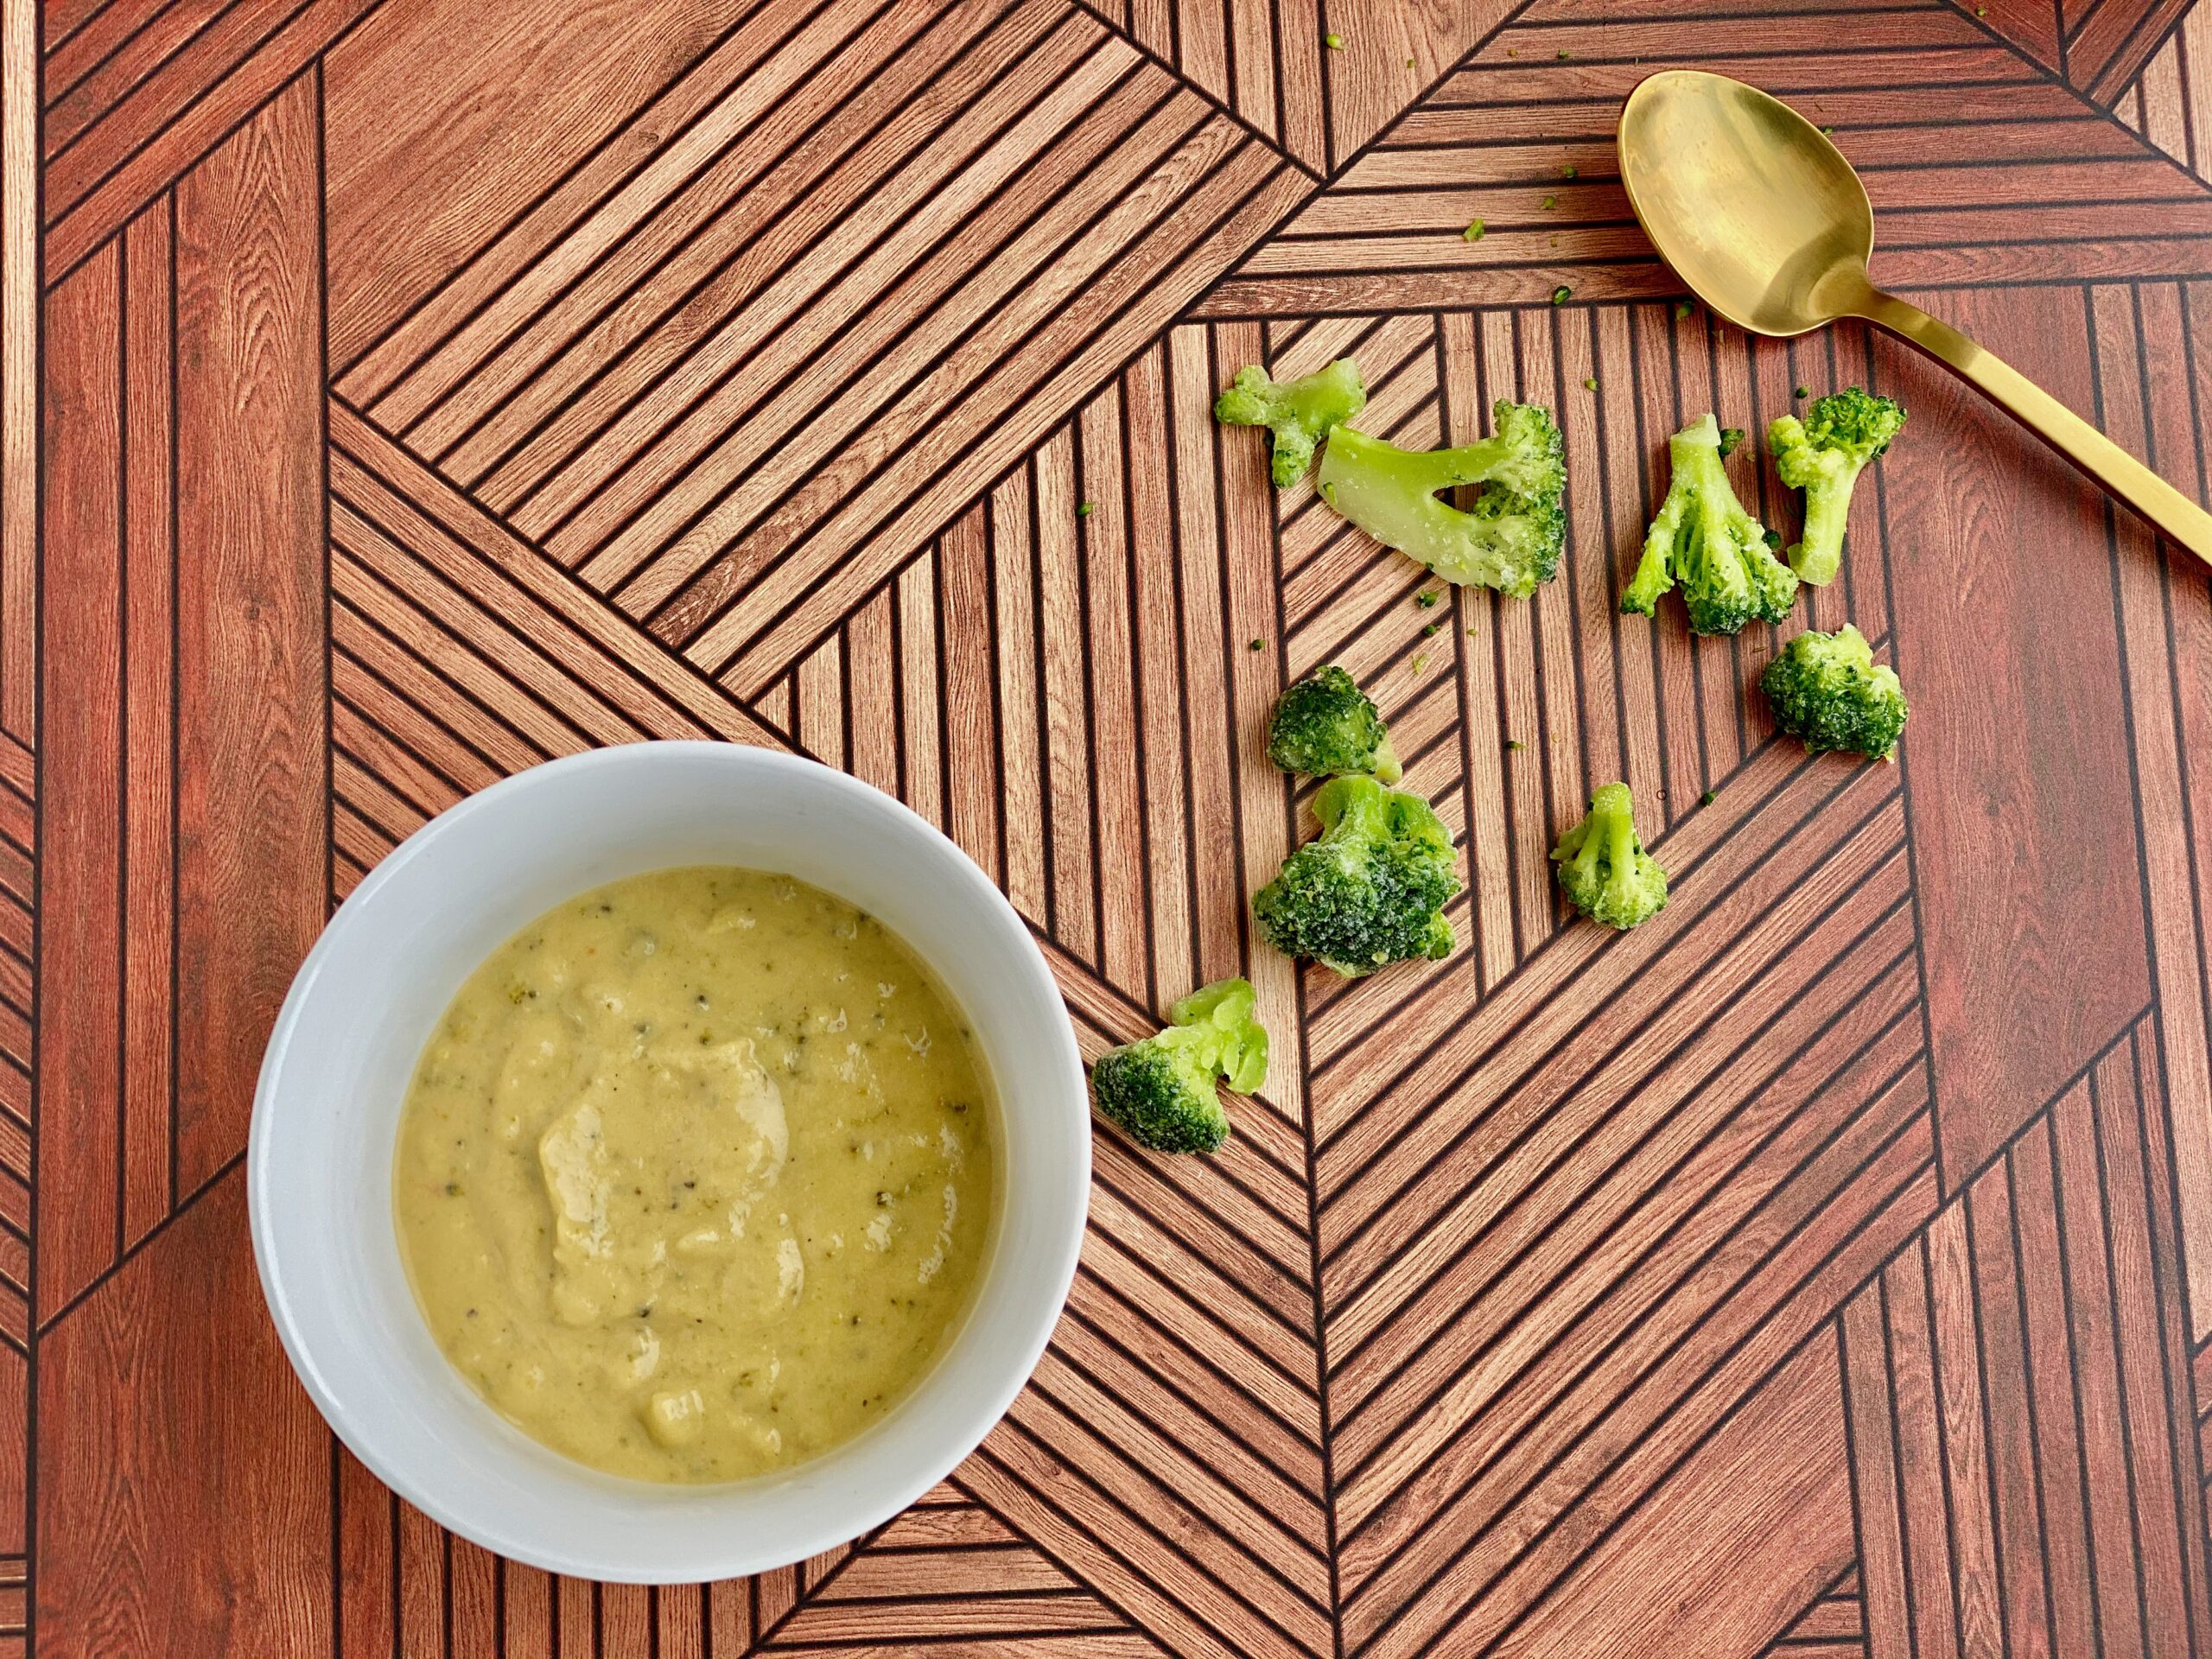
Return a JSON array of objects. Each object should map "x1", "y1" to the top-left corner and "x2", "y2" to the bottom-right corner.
[{"x1": 393, "y1": 868, "x2": 996, "y2": 1484}]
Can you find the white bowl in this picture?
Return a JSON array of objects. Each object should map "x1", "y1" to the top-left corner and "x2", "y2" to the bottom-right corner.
[{"x1": 248, "y1": 742, "x2": 1090, "y2": 1582}]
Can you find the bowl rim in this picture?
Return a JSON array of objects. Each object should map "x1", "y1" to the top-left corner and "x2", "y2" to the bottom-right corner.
[{"x1": 247, "y1": 741, "x2": 1090, "y2": 1580}]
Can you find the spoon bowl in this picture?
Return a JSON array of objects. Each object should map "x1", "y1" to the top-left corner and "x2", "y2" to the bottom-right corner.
[
  {"x1": 1616, "y1": 69, "x2": 2212, "y2": 566},
  {"x1": 1618, "y1": 71, "x2": 1877, "y2": 336}
]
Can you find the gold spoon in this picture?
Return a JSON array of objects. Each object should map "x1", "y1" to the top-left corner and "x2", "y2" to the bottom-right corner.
[{"x1": 1617, "y1": 68, "x2": 2212, "y2": 569}]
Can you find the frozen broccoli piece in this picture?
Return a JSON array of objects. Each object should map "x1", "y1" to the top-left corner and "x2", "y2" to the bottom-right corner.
[
  {"x1": 1314, "y1": 402, "x2": 1567, "y2": 599},
  {"x1": 1759, "y1": 624, "x2": 1909, "y2": 760},
  {"x1": 1551, "y1": 781, "x2": 1669, "y2": 930},
  {"x1": 1267, "y1": 666, "x2": 1401, "y2": 782},
  {"x1": 1253, "y1": 775, "x2": 1460, "y2": 976},
  {"x1": 1215, "y1": 359, "x2": 1368, "y2": 487},
  {"x1": 1090, "y1": 977, "x2": 1270, "y2": 1154},
  {"x1": 1767, "y1": 387, "x2": 1906, "y2": 585},
  {"x1": 1622, "y1": 412, "x2": 1799, "y2": 635}
]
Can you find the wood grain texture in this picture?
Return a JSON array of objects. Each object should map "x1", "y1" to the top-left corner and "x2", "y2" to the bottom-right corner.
[
  {"x1": 35, "y1": 1171, "x2": 332, "y2": 1657},
  {"x1": 1081, "y1": 0, "x2": 1522, "y2": 174},
  {"x1": 1196, "y1": 0, "x2": 2212, "y2": 320},
  {"x1": 1, "y1": 0, "x2": 31, "y2": 742},
  {"x1": 1840, "y1": 1022, "x2": 2212, "y2": 1658},
  {"x1": 169, "y1": 73, "x2": 325, "y2": 1201},
  {"x1": 1868, "y1": 287, "x2": 2150, "y2": 1189},
  {"x1": 15, "y1": 1, "x2": 2212, "y2": 1654},
  {"x1": 40, "y1": 0, "x2": 380, "y2": 282},
  {"x1": 1977, "y1": 0, "x2": 2192, "y2": 102},
  {"x1": 321, "y1": 0, "x2": 763, "y2": 366}
]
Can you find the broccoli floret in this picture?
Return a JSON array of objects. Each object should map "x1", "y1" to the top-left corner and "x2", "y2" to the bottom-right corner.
[
  {"x1": 1314, "y1": 402, "x2": 1567, "y2": 598},
  {"x1": 1267, "y1": 666, "x2": 1401, "y2": 783},
  {"x1": 1215, "y1": 359, "x2": 1368, "y2": 487},
  {"x1": 1551, "y1": 781, "x2": 1669, "y2": 930},
  {"x1": 1090, "y1": 976, "x2": 1269, "y2": 1154},
  {"x1": 1759, "y1": 624, "x2": 1909, "y2": 760},
  {"x1": 1622, "y1": 412, "x2": 1799, "y2": 635},
  {"x1": 1767, "y1": 388, "x2": 1905, "y2": 585},
  {"x1": 1253, "y1": 775, "x2": 1460, "y2": 976}
]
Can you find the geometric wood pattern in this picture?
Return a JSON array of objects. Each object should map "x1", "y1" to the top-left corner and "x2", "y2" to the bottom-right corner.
[
  {"x1": 11, "y1": 0, "x2": 2212, "y2": 1655},
  {"x1": 1840, "y1": 1020, "x2": 2209, "y2": 1659}
]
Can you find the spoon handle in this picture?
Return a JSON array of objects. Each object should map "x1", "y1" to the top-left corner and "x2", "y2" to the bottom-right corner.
[{"x1": 1849, "y1": 288, "x2": 2212, "y2": 570}]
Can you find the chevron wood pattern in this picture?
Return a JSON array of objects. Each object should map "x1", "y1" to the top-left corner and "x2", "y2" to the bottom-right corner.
[
  {"x1": 2120, "y1": 8, "x2": 2212, "y2": 191},
  {"x1": 1762, "y1": 1568, "x2": 1870, "y2": 1659},
  {"x1": 13, "y1": 0, "x2": 2212, "y2": 1656},
  {"x1": 1975, "y1": 0, "x2": 2194, "y2": 99}
]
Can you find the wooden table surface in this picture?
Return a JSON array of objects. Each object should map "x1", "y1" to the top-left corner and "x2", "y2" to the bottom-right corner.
[{"x1": 8, "y1": 0, "x2": 2212, "y2": 1652}]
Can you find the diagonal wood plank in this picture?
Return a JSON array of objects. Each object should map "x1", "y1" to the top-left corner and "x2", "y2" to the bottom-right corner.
[
  {"x1": 1974, "y1": 0, "x2": 2193, "y2": 101},
  {"x1": 1758, "y1": 1567, "x2": 1868, "y2": 1658},
  {"x1": 42, "y1": 0, "x2": 382, "y2": 283}
]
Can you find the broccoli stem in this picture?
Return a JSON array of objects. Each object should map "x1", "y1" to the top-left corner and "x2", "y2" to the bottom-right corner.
[
  {"x1": 1794, "y1": 472, "x2": 1857, "y2": 584},
  {"x1": 1318, "y1": 419, "x2": 1564, "y2": 596},
  {"x1": 1168, "y1": 977, "x2": 1269, "y2": 1093},
  {"x1": 1604, "y1": 795, "x2": 1638, "y2": 880},
  {"x1": 1325, "y1": 423, "x2": 1522, "y2": 507}
]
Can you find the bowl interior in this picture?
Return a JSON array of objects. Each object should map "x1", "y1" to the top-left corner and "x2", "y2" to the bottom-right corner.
[{"x1": 250, "y1": 743, "x2": 1088, "y2": 1582}]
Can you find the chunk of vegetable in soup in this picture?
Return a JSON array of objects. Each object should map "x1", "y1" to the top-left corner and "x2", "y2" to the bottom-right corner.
[{"x1": 393, "y1": 868, "x2": 997, "y2": 1483}]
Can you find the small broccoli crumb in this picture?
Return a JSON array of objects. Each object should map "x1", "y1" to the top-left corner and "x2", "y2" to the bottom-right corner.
[
  {"x1": 1821, "y1": 125, "x2": 1835, "y2": 136},
  {"x1": 1560, "y1": 163, "x2": 1578, "y2": 179},
  {"x1": 1795, "y1": 385, "x2": 1810, "y2": 398},
  {"x1": 1249, "y1": 637, "x2": 1265, "y2": 652},
  {"x1": 1266, "y1": 665, "x2": 1401, "y2": 782},
  {"x1": 1090, "y1": 978, "x2": 1269, "y2": 1154},
  {"x1": 1760, "y1": 624, "x2": 1909, "y2": 760},
  {"x1": 1463, "y1": 218, "x2": 1486, "y2": 242},
  {"x1": 1325, "y1": 30, "x2": 1344, "y2": 48},
  {"x1": 1541, "y1": 194, "x2": 1558, "y2": 209},
  {"x1": 1414, "y1": 588, "x2": 1441, "y2": 608},
  {"x1": 1553, "y1": 781, "x2": 1669, "y2": 929},
  {"x1": 1675, "y1": 300, "x2": 1694, "y2": 321},
  {"x1": 1422, "y1": 622, "x2": 1440, "y2": 637},
  {"x1": 1077, "y1": 500, "x2": 1094, "y2": 518},
  {"x1": 1411, "y1": 652, "x2": 1430, "y2": 674},
  {"x1": 1583, "y1": 377, "x2": 1598, "y2": 391},
  {"x1": 1717, "y1": 426, "x2": 1745, "y2": 458},
  {"x1": 1555, "y1": 47, "x2": 1570, "y2": 59},
  {"x1": 1700, "y1": 789, "x2": 1716, "y2": 806},
  {"x1": 1551, "y1": 285, "x2": 1571, "y2": 305},
  {"x1": 1215, "y1": 359, "x2": 1368, "y2": 488},
  {"x1": 1255, "y1": 777, "x2": 1461, "y2": 975},
  {"x1": 1506, "y1": 738, "x2": 1523, "y2": 752}
]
